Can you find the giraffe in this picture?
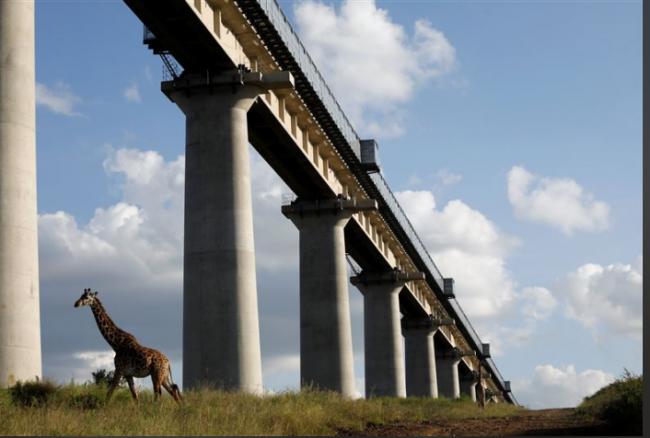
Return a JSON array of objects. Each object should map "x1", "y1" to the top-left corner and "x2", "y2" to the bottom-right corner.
[
  {"x1": 74, "y1": 288, "x2": 182, "y2": 403},
  {"x1": 476, "y1": 365, "x2": 486, "y2": 409}
]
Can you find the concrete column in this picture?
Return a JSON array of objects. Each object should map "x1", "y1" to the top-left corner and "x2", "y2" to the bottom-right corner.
[
  {"x1": 436, "y1": 356, "x2": 460, "y2": 399},
  {"x1": 402, "y1": 317, "x2": 438, "y2": 398},
  {"x1": 296, "y1": 211, "x2": 355, "y2": 396},
  {"x1": 460, "y1": 372, "x2": 478, "y2": 401},
  {"x1": 283, "y1": 197, "x2": 375, "y2": 398},
  {"x1": 353, "y1": 276, "x2": 406, "y2": 398},
  {"x1": 0, "y1": 0, "x2": 42, "y2": 388},
  {"x1": 164, "y1": 75, "x2": 265, "y2": 393}
]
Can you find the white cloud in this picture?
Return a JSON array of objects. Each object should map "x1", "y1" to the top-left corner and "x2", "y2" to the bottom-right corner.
[
  {"x1": 123, "y1": 82, "x2": 142, "y2": 103},
  {"x1": 507, "y1": 166, "x2": 610, "y2": 235},
  {"x1": 264, "y1": 354, "x2": 300, "y2": 375},
  {"x1": 520, "y1": 287, "x2": 557, "y2": 321},
  {"x1": 294, "y1": 0, "x2": 456, "y2": 138},
  {"x1": 514, "y1": 364, "x2": 615, "y2": 409},
  {"x1": 40, "y1": 146, "x2": 296, "y2": 298},
  {"x1": 435, "y1": 169, "x2": 463, "y2": 187},
  {"x1": 39, "y1": 146, "x2": 301, "y2": 387},
  {"x1": 396, "y1": 190, "x2": 559, "y2": 356},
  {"x1": 36, "y1": 81, "x2": 81, "y2": 116},
  {"x1": 396, "y1": 190, "x2": 518, "y2": 320},
  {"x1": 560, "y1": 260, "x2": 642, "y2": 338},
  {"x1": 406, "y1": 169, "x2": 463, "y2": 192},
  {"x1": 249, "y1": 157, "x2": 298, "y2": 272},
  {"x1": 73, "y1": 350, "x2": 115, "y2": 371},
  {"x1": 39, "y1": 148, "x2": 185, "y2": 294}
]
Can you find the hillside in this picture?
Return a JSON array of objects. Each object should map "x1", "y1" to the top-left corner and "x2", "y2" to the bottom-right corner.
[{"x1": 0, "y1": 376, "x2": 641, "y2": 436}]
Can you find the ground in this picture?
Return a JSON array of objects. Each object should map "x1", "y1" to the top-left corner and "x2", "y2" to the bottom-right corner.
[{"x1": 338, "y1": 408, "x2": 626, "y2": 436}]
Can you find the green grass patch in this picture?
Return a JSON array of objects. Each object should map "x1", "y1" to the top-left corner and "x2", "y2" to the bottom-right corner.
[
  {"x1": 577, "y1": 369, "x2": 642, "y2": 435},
  {"x1": 0, "y1": 381, "x2": 523, "y2": 435}
]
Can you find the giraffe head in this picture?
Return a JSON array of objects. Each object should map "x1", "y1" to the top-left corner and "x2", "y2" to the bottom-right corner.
[{"x1": 74, "y1": 288, "x2": 99, "y2": 308}]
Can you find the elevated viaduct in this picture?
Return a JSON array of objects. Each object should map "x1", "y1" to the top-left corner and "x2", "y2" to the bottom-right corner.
[{"x1": 0, "y1": 0, "x2": 516, "y2": 404}]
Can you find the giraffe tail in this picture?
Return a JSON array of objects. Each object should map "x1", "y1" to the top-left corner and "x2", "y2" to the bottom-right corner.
[{"x1": 168, "y1": 363, "x2": 183, "y2": 401}]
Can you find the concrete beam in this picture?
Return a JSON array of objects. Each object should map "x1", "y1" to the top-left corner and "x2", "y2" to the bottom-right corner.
[
  {"x1": 162, "y1": 68, "x2": 294, "y2": 97},
  {"x1": 350, "y1": 269, "x2": 424, "y2": 286},
  {"x1": 0, "y1": 0, "x2": 42, "y2": 388},
  {"x1": 281, "y1": 197, "x2": 377, "y2": 218}
]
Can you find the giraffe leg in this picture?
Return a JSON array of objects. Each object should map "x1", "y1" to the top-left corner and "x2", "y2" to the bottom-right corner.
[
  {"x1": 162, "y1": 381, "x2": 181, "y2": 403},
  {"x1": 173, "y1": 383, "x2": 183, "y2": 402},
  {"x1": 152, "y1": 374, "x2": 162, "y2": 402},
  {"x1": 126, "y1": 376, "x2": 139, "y2": 402},
  {"x1": 106, "y1": 369, "x2": 123, "y2": 402}
]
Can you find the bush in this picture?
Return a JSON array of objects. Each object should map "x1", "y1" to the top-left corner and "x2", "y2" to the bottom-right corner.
[
  {"x1": 9, "y1": 378, "x2": 59, "y2": 407},
  {"x1": 91, "y1": 368, "x2": 124, "y2": 387},
  {"x1": 578, "y1": 369, "x2": 642, "y2": 434}
]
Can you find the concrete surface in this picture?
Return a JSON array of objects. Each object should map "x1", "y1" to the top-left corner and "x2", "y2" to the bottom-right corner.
[{"x1": 0, "y1": 0, "x2": 42, "y2": 388}]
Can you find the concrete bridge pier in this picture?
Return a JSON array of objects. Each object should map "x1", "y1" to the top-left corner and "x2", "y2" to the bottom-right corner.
[
  {"x1": 459, "y1": 369, "x2": 478, "y2": 402},
  {"x1": 351, "y1": 270, "x2": 423, "y2": 398},
  {"x1": 435, "y1": 348, "x2": 461, "y2": 399},
  {"x1": 162, "y1": 69, "x2": 292, "y2": 393},
  {"x1": 0, "y1": 0, "x2": 42, "y2": 388},
  {"x1": 401, "y1": 316, "x2": 453, "y2": 398},
  {"x1": 283, "y1": 197, "x2": 376, "y2": 398}
]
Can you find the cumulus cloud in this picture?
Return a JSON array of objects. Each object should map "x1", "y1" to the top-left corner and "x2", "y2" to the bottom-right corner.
[
  {"x1": 395, "y1": 190, "x2": 560, "y2": 356},
  {"x1": 514, "y1": 364, "x2": 615, "y2": 409},
  {"x1": 406, "y1": 168, "x2": 463, "y2": 193},
  {"x1": 123, "y1": 82, "x2": 142, "y2": 103},
  {"x1": 264, "y1": 354, "x2": 300, "y2": 375},
  {"x1": 39, "y1": 146, "x2": 304, "y2": 389},
  {"x1": 507, "y1": 166, "x2": 610, "y2": 235},
  {"x1": 40, "y1": 148, "x2": 185, "y2": 293},
  {"x1": 520, "y1": 287, "x2": 557, "y2": 321},
  {"x1": 435, "y1": 169, "x2": 463, "y2": 187},
  {"x1": 73, "y1": 350, "x2": 115, "y2": 372},
  {"x1": 560, "y1": 260, "x2": 642, "y2": 338},
  {"x1": 36, "y1": 81, "x2": 82, "y2": 116},
  {"x1": 396, "y1": 190, "x2": 517, "y2": 319},
  {"x1": 294, "y1": 0, "x2": 456, "y2": 138}
]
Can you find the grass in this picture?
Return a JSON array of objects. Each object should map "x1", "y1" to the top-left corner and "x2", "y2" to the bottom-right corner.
[
  {"x1": 576, "y1": 369, "x2": 642, "y2": 435},
  {"x1": 0, "y1": 381, "x2": 523, "y2": 435}
]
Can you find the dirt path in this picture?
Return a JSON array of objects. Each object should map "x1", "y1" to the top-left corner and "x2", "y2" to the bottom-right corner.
[{"x1": 338, "y1": 408, "x2": 623, "y2": 436}]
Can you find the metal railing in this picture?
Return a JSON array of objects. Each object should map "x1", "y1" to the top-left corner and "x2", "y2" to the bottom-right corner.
[
  {"x1": 254, "y1": 0, "x2": 361, "y2": 157},
  {"x1": 369, "y1": 171, "x2": 445, "y2": 290},
  {"x1": 250, "y1": 0, "x2": 446, "y2": 288},
  {"x1": 449, "y1": 298, "x2": 484, "y2": 358}
]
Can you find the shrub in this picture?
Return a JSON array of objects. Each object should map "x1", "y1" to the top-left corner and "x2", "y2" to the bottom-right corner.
[
  {"x1": 578, "y1": 369, "x2": 642, "y2": 434},
  {"x1": 91, "y1": 368, "x2": 124, "y2": 387},
  {"x1": 9, "y1": 378, "x2": 59, "y2": 407}
]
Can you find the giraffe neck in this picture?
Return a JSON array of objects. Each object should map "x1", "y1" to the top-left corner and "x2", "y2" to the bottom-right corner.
[{"x1": 89, "y1": 298, "x2": 129, "y2": 351}]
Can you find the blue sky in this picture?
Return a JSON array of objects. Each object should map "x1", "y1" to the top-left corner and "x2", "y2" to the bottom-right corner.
[{"x1": 33, "y1": 0, "x2": 641, "y2": 409}]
